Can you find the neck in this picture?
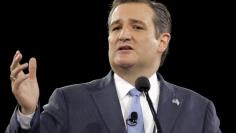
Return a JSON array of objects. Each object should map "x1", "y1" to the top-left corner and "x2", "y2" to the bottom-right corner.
[{"x1": 113, "y1": 66, "x2": 158, "y2": 86}]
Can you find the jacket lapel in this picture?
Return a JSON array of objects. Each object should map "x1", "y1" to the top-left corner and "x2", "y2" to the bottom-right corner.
[
  {"x1": 156, "y1": 73, "x2": 183, "y2": 133},
  {"x1": 91, "y1": 72, "x2": 126, "y2": 133},
  {"x1": 90, "y1": 72, "x2": 184, "y2": 133}
]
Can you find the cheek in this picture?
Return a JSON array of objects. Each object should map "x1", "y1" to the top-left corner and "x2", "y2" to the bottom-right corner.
[
  {"x1": 139, "y1": 38, "x2": 158, "y2": 54},
  {"x1": 108, "y1": 35, "x2": 116, "y2": 50},
  {"x1": 139, "y1": 37, "x2": 154, "y2": 48},
  {"x1": 108, "y1": 41, "x2": 114, "y2": 58}
]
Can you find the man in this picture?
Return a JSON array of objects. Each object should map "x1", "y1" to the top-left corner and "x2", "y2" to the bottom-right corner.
[{"x1": 6, "y1": 0, "x2": 221, "y2": 133}]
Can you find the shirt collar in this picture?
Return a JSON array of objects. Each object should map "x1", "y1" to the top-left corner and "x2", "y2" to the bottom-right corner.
[
  {"x1": 114, "y1": 73, "x2": 159, "y2": 101},
  {"x1": 114, "y1": 73, "x2": 134, "y2": 101}
]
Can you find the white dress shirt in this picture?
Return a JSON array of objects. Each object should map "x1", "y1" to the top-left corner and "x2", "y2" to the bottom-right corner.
[
  {"x1": 17, "y1": 109, "x2": 34, "y2": 129},
  {"x1": 114, "y1": 73, "x2": 160, "y2": 133}
]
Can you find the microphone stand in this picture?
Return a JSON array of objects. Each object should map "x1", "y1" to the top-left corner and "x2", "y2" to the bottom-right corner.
[{"x1": 143, "y1": 91, "x2": 162, "y2": 133}]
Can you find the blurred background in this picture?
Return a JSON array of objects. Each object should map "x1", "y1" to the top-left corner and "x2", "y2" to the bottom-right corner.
[{"x1": 1, "y1": 0, "x2": 233, "y2": 132}]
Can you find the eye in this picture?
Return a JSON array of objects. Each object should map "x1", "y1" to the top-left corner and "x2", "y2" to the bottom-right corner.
[
  {"x1": 133, "y1": 25, "x2": 144, "y2": 30},
  {"x1": 112, "y1": 26, "x2": 121, "y2": 31}
]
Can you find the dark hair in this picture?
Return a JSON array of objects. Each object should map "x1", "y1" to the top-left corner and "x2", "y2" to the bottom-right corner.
[{"x1": 108, "y1": 0, "x2": 172, "y2": 66}]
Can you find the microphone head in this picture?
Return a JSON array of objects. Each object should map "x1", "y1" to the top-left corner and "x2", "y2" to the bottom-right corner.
[
  {"x1": 135, "y1": 76, "x2": 150, "y2": 92},
  {"x1": 131, "y1": 112, "x2": 138, "y2": 121},
  {"x1": 127, "y1": 112, "x2": 138, "y2": 126}
]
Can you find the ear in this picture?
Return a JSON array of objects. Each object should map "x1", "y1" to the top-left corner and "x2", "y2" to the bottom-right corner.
[{"x1": 157, "y1": 33, "x2": 171, "y2": 52}]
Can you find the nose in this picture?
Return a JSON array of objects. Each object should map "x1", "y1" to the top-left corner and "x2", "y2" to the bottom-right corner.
[{"x1": 118, "y1": 27, "x2": 132, "y2": 42}]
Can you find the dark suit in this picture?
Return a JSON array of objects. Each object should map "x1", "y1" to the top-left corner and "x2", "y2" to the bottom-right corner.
[{"x1": 6, "y1": 72, "x2": 221, "y2": 133}]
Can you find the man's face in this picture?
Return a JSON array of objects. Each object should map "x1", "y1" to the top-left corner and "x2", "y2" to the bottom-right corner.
[{"x1": 108, "y1": 3, "x2": 164, "y2": 71}]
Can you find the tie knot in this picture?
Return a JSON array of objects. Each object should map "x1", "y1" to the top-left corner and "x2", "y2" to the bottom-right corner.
[{"x1": 129, "y1": 88, "x2": 141, "y2": 96}]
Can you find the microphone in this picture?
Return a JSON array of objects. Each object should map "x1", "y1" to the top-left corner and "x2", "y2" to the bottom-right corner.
[
  {"x1": 135, "y1": 76, "x2": 162, "y2": 133},
  {"x1": 126, "y1": 112, "x2": 138, "y2": 126}
]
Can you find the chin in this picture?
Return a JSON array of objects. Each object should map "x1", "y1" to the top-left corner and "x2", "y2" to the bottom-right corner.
[
  {"x1": 115, "y1": 60, "x2": 134, "y2": 68},
  {"x1": 111, "y1": 56, "x2": 137, "y2": 68},
  {"x1": 118, "y1": 64, "x2": 133, "y2": 68}
]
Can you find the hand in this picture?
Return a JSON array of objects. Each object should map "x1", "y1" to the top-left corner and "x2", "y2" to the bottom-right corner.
[{"x1": 10, "y1": 50, "x2": 39, "y2": 115}]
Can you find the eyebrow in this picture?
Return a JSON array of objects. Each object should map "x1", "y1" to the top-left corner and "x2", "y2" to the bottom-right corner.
[
  {"x1": 129, "y1": 19, "x2": 145, "y2": 26},
  {"x1": 110, "y1": 20, "x2": 121, "y2": 28},
  {"x1": 110, "y1": 18, "x2": 146, "y2": 27}
]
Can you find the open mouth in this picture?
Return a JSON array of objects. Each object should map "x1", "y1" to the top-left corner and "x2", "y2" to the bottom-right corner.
[{"x1": 118, "y1": 45, "x2": 133, "y2": 51}]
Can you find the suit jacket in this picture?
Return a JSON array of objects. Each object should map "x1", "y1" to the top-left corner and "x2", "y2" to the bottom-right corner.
[{"x1": 6, "y1": 72, "x2": 221, "y2": 133}]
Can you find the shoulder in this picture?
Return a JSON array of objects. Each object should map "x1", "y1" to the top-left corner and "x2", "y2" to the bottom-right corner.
[
  {"x1": 55, "y1": 77, "x2": 104, "y2": 95},
  {"x1": 47, "y1": 77, "x2": 106, "y2": 103},
  {"x1": 158, "y1": 73, "x2": 211, "y2": 105},
  {"x1": 164, "y1": 82, "x2": 218, "y2": 119},
  {"x1": 168, "y1": 82, "x2": 221, "y2": 131},
  {"x1": 167, "y1": 81, "x2": 211, "y2": 105},
  {"x1": 49, "y1": 72, "x2": 113, "y2": 100}
]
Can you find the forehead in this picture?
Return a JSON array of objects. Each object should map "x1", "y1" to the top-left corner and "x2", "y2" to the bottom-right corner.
[{"x1": 110, "y1": 3, "x2": 154, "y2": 25}]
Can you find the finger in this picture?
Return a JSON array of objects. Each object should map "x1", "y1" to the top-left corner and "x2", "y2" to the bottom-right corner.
[
  {"x1": 10, "y1": 50, "x2": 23, "y2": 72},
  {"x1": 29, "y1": 57, "x2": 37, "y2": 80},
  {"x1": 12, "y1": 74, "x2": 29, "y2": 92},
  {"x1": 10, "y1": 50, "x2": 20, "y2": 71},
  {"x1": 10, "y1": 63, "x2": 28, "y2": 79}
]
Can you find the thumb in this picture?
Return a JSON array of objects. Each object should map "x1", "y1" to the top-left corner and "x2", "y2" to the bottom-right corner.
[{"x1": 29, "y1": 57, "x2": 37, "y2": 80}]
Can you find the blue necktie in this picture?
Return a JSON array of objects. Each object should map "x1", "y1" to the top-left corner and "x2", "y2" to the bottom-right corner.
[{"x1": 127, "y1": 88, "x2": 145, "y2": 133}]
